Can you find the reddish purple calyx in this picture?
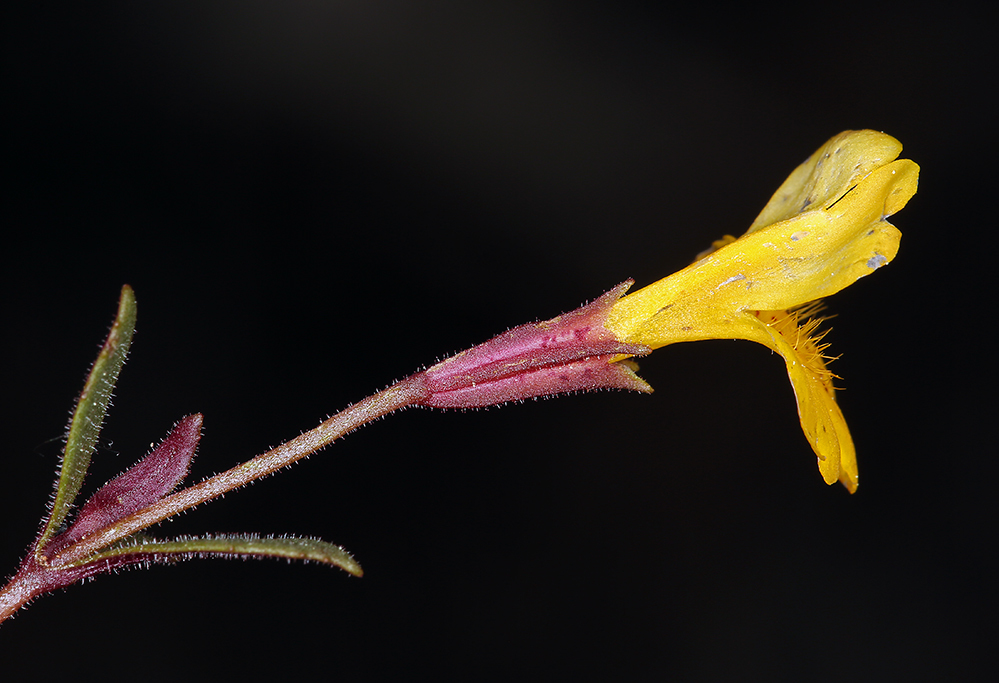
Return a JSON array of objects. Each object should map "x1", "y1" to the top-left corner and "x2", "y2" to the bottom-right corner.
[{"x1": 418, "y1": 281, "x2": 651, "y2": 408}]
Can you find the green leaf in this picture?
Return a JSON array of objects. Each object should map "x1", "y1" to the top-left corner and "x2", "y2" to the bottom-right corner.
[
  {"x1": 85, "y1": 534, "x2": 364, "y2": 576},
  {"x1": 39, "y1": 286, "x2": 137, "y2": 547}
]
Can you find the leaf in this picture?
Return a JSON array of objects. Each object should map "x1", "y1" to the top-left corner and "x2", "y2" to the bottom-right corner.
[
  {"x1": 82, "y1": 534, "x2": 364, "y2": 577},
  {"x1": 39, "y1": 285, "x2": 137, "y2": 547},
  {"x1": 44, "y1": 415, "x2": 202, "y2": 556}
]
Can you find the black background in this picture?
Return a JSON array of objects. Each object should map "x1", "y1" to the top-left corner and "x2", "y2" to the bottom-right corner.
[{"x1": 2, "y1": 3, "x2": 993, "y2": 680}]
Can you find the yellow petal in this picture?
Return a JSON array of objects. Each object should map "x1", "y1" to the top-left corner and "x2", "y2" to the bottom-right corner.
[
  {"x1": 606, "y1": 156, "x2": 918, "y2": 348},
  {"x1": 743, "y1": 310, "x2": 858, "y2": 493},
  {"x1": 703, "y1": 157, "x2": 916, "y2": 311},
  {"x1": 747, "y1": 130, "x2": 904, "y2": 233}
]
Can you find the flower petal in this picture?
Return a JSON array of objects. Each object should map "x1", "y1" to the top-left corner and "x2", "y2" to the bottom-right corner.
[
  {"x1": 743, "y1": 310, "x2": 858, "y2": 492},
  {"x1": 607, "y1": 157, "x2": 917, "y2": 348},
  {"x1": 741, "y1": 159, "x2": 916, "y2": 309},
  {"x1": 746, "y1": 130, "x2": 904, "y2": 233},
  {"x1": 695, "y1": 156, "x2": 916, "y2": 312}
]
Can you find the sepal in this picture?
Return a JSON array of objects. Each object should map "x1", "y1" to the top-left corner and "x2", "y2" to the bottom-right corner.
[{"x1": 421, "y1": 281, "x2": 652, "y2": 408}]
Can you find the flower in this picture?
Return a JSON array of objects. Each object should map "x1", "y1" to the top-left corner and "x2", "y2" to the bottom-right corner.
[
  {"x1": 408, "y1": 130, "x2": 916, "y2": 492},
  {"x1": 604, "y1": 130, "x2": 919, "y2": 491}
]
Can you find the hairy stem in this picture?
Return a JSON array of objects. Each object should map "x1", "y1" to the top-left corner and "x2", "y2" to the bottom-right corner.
[
  {"x1": 0, "y1": 567, "x2": 41, "y2": 622},
  {"x1": 46, "y1": 375, "x2": 429, "y2": 568}
]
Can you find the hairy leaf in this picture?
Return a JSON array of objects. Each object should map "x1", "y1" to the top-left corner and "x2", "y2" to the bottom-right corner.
[
  {"x1": 40, "y1": 286, "x2": 136, "y2": 546},
  {"x1": 84, "y1": 534, "x2": 363, "y2": 576},
  {"x1": 45, "y1": 415, "x2": 202, "y2": 556}
]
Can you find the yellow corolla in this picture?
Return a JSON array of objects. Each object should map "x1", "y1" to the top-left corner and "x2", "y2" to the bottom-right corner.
[{"x1": 605, "y1": 130, "x2": 919, "y2": 492}]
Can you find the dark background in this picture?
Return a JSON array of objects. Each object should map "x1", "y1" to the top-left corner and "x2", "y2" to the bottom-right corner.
[{"x1": 2, "y1": 3, "x2": 993, "y2": 680}]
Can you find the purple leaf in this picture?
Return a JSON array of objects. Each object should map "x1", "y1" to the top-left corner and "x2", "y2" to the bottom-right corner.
[{"x1": 46, "y1": 414, "x2": 203, "y2": 554}]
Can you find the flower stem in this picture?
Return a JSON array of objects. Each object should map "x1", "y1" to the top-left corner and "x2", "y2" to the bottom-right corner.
[{"x1": 46, "y1": 376, "x2": 430, "y2": 568}]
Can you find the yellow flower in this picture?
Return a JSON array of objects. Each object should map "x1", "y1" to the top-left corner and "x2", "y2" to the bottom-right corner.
[{"x1": 605, "y1": 131, "x2": 919, "y2": 492}]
